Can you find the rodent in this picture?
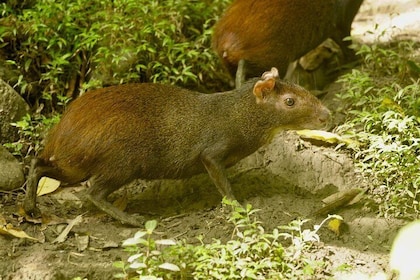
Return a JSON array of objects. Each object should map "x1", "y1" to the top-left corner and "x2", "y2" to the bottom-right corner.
[
  {"x1": 24, "y1": 68, "x2": 330, "y2": 226},
  {"x1": 212, "y1": 0, "x2": 363, "y2": 83}
]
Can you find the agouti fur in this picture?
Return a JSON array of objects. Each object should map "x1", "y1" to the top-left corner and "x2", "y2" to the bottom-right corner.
[
  {"x1": 24, "y1": 68, "x2": 330, "y2": 226},
  {"x1": 212, "y1": 0, "x2": 363, "y2": 80}
]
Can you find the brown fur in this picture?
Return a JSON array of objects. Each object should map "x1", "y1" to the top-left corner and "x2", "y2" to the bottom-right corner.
[
  {"x1": 24, "y1": 69, "x2": 330, "y2": 225},
  {"x1": 212, "y1": 0, "x2": 363, "y2": 79}
]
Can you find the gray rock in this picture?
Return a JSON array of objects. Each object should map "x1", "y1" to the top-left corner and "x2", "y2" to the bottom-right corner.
[
  {"x1": 0, "y1": 145, "x2": 24, "y2": 191},
  {"x1": 0, "y1": 78, "x2": 30, "y2": 144}
]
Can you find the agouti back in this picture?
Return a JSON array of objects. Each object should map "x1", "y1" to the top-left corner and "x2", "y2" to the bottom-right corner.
[
  {"x1": 24, "y1": 68, "x2": 330, "y2": 226},
  {"x1": 212, "y1": 0, "x2": 363, "y2": 80}
]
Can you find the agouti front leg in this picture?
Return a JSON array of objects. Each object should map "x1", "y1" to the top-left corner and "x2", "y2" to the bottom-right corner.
[
  {"x1": 201, "y1": 155, "x2": 236, "y2": 201},
  {"x1": 235, "y1": 59, "x2": 246, "y2": 89}
]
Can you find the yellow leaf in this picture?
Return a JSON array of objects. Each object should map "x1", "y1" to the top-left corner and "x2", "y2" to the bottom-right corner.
[
  {"x1": 296, "y1": 130, "x2": 357, "y2": 146},
  {"x1": 327, "y1": 218, "x2": 343, "y2": 236},
  {"x1": 0, "y1": 224, "x2": 39, "y2": 241},
  {"x1": 37, "y1": 177, "x2": 61, "y2": 196}
]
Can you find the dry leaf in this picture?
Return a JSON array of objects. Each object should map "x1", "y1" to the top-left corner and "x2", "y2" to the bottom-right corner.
[
  {"x1": 296, "y1": 130, "x2": 358, "y2": 146},
  {"x1": 18, "y1": 205, "x2": 68, "y2": 225},
  {"x1": 315, "y1": 189, "x2": 364, "y2": 216},
  {"x1": 37, "y1": 177, "x2": 61, "y2": 196},
  {"x1": 52, "y1": 214, "x2": 83, "y2": 243},
  {"x1": 0, "y1": 224, "x2": 39, "y2": 242},
  {"x1": 75, "y1": 234, "x2": 89, "y2": 252}
]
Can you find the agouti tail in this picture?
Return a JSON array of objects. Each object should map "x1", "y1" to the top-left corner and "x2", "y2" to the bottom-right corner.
[{"x1": 24, "y1": 67, "x2": 330, "y2": 226}]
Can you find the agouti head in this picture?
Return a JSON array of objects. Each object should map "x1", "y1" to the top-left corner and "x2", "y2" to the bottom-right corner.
[
  {"x1": 24, "y1": 67, "x2": 329, "y2": 226},
  {"x1": 251, "y1": 67, "x2": 330, "y2": 131}
]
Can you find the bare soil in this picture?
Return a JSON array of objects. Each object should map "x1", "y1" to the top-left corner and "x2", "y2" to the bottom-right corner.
[{"x1": 1, "y1": 0, "x2": 418, "y2": 279}]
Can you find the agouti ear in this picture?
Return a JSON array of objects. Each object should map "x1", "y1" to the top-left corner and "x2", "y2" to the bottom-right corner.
[{"x1": 253, "y1": 78, "x2": 276, "y2": 104}]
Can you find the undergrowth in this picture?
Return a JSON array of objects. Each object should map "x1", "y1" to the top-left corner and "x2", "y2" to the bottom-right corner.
[
  {"x1": 114, "y1": 199, "x2": 337, "y2": 280},
  {"x1": 335, "y1": 36, "x2": 420, "y2": 218},
  {"x1": 0, "y1": 0, "x2": 231, "y2": 113}
]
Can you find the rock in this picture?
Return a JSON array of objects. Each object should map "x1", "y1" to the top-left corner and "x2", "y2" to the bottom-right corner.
[
  {"x1": 0, "y1": 78, "x2": 30, "y2": 144},
  {"x1": 0, "y1": 145, "x2": 24, "y2": 191}
]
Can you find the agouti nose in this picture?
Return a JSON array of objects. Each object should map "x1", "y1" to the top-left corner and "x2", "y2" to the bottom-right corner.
[{"x1": 319, "y1": 108, "x2": 331, "y2": 124}]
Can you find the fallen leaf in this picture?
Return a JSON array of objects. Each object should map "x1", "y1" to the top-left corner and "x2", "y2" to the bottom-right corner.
[
  {"x1": 37, "y1": 177, "x2": 61, "y2": 196},
  {"x1": 75, "y1": 234, "x2": 89, "y2": 252},
  {"x1": 296, "y1": 130, "x2": 358, "y2": 147},
  {"x1": 315, "y1": 189, "x2": 364, "y2": 216},
  {"x1": 52, "y1": 214, "x2": 83, "y2": 243},
  {"x1": 327, "y1": 218, "x2": 344, "y2": 236},
  {"x1": 18, "y1": 205, "x2": 68, "y2": 225},
  {"x1": 0, "y1": 223, "x2": 40, "y2": 242}
]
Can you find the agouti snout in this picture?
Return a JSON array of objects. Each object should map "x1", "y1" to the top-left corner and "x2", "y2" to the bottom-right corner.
[{"x1": 24, "y1": 67, "x2": 329, "y2": 226}]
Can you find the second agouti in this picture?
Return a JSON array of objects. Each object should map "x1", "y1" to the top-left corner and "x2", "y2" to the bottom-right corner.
[
  {"x1": 24, "y1": 68, "x2": 330, "y2": 226},
  {"x1": 212, "y1": 0, "x2": 363, "y2": 82}
]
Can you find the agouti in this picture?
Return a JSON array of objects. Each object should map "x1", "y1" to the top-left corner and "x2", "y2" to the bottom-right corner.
[
  {"x1": 24, "y1": 68, "x2": 330, "y2": 226},
  {"x1": 212, "y1": 0, "x2": 363, "y2": 82}
]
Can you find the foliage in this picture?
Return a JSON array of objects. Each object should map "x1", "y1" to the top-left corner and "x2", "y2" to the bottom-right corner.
[
  {"x1": 3, "y1": 112, "x2": 61, "y2": 160},
  {"x1": 115, "y1": 199, "x2": 336, "y2": 279},
  {"x1": 0, "y1": 0, "x2": 231, "y2": 113},
  {"x1": 335, "y1": 38, "x2": 420, "y2": 218}
]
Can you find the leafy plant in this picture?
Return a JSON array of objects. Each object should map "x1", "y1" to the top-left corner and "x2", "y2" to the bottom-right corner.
[
  {"x1": 0, "y1": 0, "x2": 231, "y2": 114},
  {"x1": 115, "y1": 199, "x2": 337, "y2": 279},
  {"x1": 335, "y1": 38, "x2": 420, "y2": 218},
  {"x1": 114, "y1": 220, "x2": 180, "y2": 280},
  {"x1": 3, "y1": 113, "x2": 61, "y2": 160}
]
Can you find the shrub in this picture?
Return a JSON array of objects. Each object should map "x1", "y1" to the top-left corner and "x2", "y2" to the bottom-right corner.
[
  {"x1": 115, "y1": 199, "x2": 335, "y2": 279},
  {"x1": 335, "y1": 38, "x2": 420, "y2": 218},
  {"x1": 0, "y1": 0, "x2": 231, "y2": 113}
]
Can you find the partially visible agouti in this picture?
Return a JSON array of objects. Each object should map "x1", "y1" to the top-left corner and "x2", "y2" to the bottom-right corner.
[
  {"x1": 212, "y1": 0, "x2": 363, "y2": 83},
  {"x1": 24, "y1": 68, "x2": 330, "y2": 226}
]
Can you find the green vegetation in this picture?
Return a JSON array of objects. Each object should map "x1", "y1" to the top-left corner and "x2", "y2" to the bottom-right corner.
[
  {"x1": 0, "y1": 0, "x2": 231, "y2": 113},
  {"x1": 2, "y1": 1, "x2": 420, "y2": 277},
  {"x1": 335, "y1": 38, "x2": 420, "y2": 218},
  {"x1": 0, "y1": 0, "x2": 230, "y2": 159},
  {"x1": 114, "y1": 199, "x2": 338, "y2": 279}
]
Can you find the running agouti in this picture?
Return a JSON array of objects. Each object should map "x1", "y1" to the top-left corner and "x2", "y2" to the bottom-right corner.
[
  {"x1": 212, "y1": 0, "x2": 363, "y2": 83},
  {"x1": 24, "y1": 68, "x2": 330, "y2": 226}
]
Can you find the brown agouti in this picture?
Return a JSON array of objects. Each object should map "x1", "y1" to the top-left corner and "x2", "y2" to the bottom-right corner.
[
  {"x1": 24, "y1": 68, "x2": 330, "y2": 226},
  {"x1": 212, "y1": 0, "x2": 363, "y2": 83}
]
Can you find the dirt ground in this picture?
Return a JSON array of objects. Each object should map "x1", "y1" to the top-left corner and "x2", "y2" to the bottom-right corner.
[{"x1": 1, "y1": 0, "x2": 419, "y2": 279}]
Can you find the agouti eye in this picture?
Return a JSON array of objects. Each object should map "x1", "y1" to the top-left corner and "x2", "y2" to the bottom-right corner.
[{"x1": 285, "y1": 98, "x2": 295, "y2": 106}]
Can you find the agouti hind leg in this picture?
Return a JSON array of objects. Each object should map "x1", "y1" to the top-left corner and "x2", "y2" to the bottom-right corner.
[
  {"x1": 24, "y1": 159, "x2": 50, "y2": 217},
  {"x1": 86, "y1": 179, "x2": 143, "y2": 227}
]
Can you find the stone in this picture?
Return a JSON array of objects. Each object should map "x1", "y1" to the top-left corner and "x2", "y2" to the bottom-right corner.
[
  {"x1": 0, "y1": 78, "x2": 30, "y2": 144},
  {"x1": 0, "y1": 145, "x2": 24, "y2": 191}
]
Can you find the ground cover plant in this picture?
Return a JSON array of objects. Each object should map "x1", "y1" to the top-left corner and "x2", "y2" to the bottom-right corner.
[
  {"x1": 335, "y1": 38, "x2": 420, "y2": 218},
  {"x1": 0, "y1": 0, "x2": 231, "y2": 113},
  {"x1": 114, "y1": 199, "x2": 339, "y2": 280},
  {"x1": 1, "y1": 1, "x2": 420, "y2": 279}
]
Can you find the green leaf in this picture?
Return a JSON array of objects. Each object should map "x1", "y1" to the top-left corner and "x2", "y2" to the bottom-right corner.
[
  {"x1": 158, "y1": 262, "x2": 180, "y2": 272},
  {"x1": 145, "y1": 220, "x2": 157, "y2": 233}
]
